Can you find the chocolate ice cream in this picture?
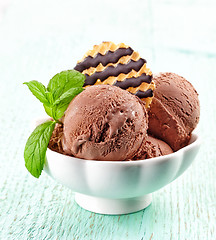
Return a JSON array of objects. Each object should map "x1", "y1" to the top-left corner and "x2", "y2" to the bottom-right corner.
[
  {"x1": 48, "y1": 123, "x2": 64, "y2": 154},
  {"x1": 133, "y1": 135, "x2": 173, "y2": 160},
  {"x1": 148, "y1": 72, "x2": 200, "y2": 151},
  {"x1": 62, "y1": 84, "x2": 148, "y2": 161}
]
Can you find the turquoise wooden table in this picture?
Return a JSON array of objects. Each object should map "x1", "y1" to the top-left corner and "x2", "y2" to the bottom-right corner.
[{"x1": 0, "y1": 0, "x2": 215, "y2": 239}]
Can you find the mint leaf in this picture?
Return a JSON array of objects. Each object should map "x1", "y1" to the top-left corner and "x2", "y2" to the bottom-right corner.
[
  {"x1": 53, "y1": 87, "x2": 83, "y2": 105},
  {"x1": 43, "y1": 104, "x2": 59, "y2": 122},
  {"x1": 47, "y1": 70, "x2": 85, "y2": 101},
  {"x1": 23, "y1": 70, "x2": 85, "y2": 178},
  {"x1": 43, "y1": 104, "x2": 53, "y2": 119},
  {"x1": 24, "y1": 120, "x2": 56, "y2": 178},
  {"x1": 24, "y1": 70, "x2": 85, "y2": 121},
  {"x1": 55, "y1": 103, "x2": 68, "y2": 120},
  {"x1": 23, "y1": 81, "x2": 50, "y2": 105},
  {"x1": 54, "y1": 87, "x2": 83, "y2": 119}
]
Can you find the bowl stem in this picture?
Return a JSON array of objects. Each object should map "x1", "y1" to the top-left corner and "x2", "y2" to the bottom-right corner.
[{"x1": 75, "y1": 193, "x2": 152, "y2": 215}]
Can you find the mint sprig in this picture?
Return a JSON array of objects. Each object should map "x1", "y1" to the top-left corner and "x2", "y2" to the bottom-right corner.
[
  {"x1": 24, "y1": 121, "x2": 56, "y2": 178},
  {"x1": 24, "y1": 70, "x2": 85, "y2": 178},
  {"x1": 24, "y1": 70, "x2": 85, "y2": 121}
]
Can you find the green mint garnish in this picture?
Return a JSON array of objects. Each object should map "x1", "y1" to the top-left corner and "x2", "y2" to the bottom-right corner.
[
  {"x1": 24, "y1": 70, "x2": 85, "y2": 178},
  {"x1": 24, "y1": 121, "x2": 56, "y2": 178}
]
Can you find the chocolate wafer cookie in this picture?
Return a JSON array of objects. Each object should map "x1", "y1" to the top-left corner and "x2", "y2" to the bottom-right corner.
[{"x1": 74, "y1": 42, "x2": 155, "y2": 107}]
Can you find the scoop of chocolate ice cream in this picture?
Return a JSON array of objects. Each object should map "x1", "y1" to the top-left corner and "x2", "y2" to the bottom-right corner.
[
  {"x1": 62, "y1": 84, "x2": 148, "y2": 161},
  {"x1": 148, "y1": 72, "x2": 200, "y2": 151},
  {"x1": 133, "y1": 135, "x2": 173, "y2": 160},
  {"x1": 48, "y1": 123, "x2": 64, "y2": 154}
]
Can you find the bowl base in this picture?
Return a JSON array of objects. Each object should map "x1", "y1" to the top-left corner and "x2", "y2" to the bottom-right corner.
[{"x1": 75, "y1": 193, "x2": 152, "y2": 215}]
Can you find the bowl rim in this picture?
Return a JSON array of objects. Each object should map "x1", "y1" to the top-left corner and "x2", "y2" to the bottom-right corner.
[{"x1": 46, "y1": 132, "x2": 201, "y2": 165}]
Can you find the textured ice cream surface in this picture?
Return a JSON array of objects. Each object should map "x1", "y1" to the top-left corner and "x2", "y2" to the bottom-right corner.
[
  {"x1": 148, "y1": 72, "x2": 200, "y2": 151},
  {"x1": 133, "y1": 135, "x2": 173, "y2": 160},
  {"x1": 48, "y1": 123, "x2": 64, "y2": 154},
  {"x1": 62, "y1": 84, "x2": 148, "y2": 161}
]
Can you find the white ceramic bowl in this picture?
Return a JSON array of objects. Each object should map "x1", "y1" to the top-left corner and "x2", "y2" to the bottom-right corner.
[{"x1": 44, "y1": 129, "x2": 200, "y2": 215}]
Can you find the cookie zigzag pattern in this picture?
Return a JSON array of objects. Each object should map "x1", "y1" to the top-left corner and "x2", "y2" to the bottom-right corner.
[{"x1": 74, "y1": 42, "x2": 155, "y2": 107}]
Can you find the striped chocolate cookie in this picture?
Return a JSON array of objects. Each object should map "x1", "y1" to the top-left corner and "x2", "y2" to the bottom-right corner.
[{"x1": 74, "y1": 42, "x2": 155, "y2": 107}]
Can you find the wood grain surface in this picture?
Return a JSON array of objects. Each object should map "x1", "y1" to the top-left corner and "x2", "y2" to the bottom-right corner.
[{"x1": 0, "y1": 0, "x2": 215, "y2": 239}]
